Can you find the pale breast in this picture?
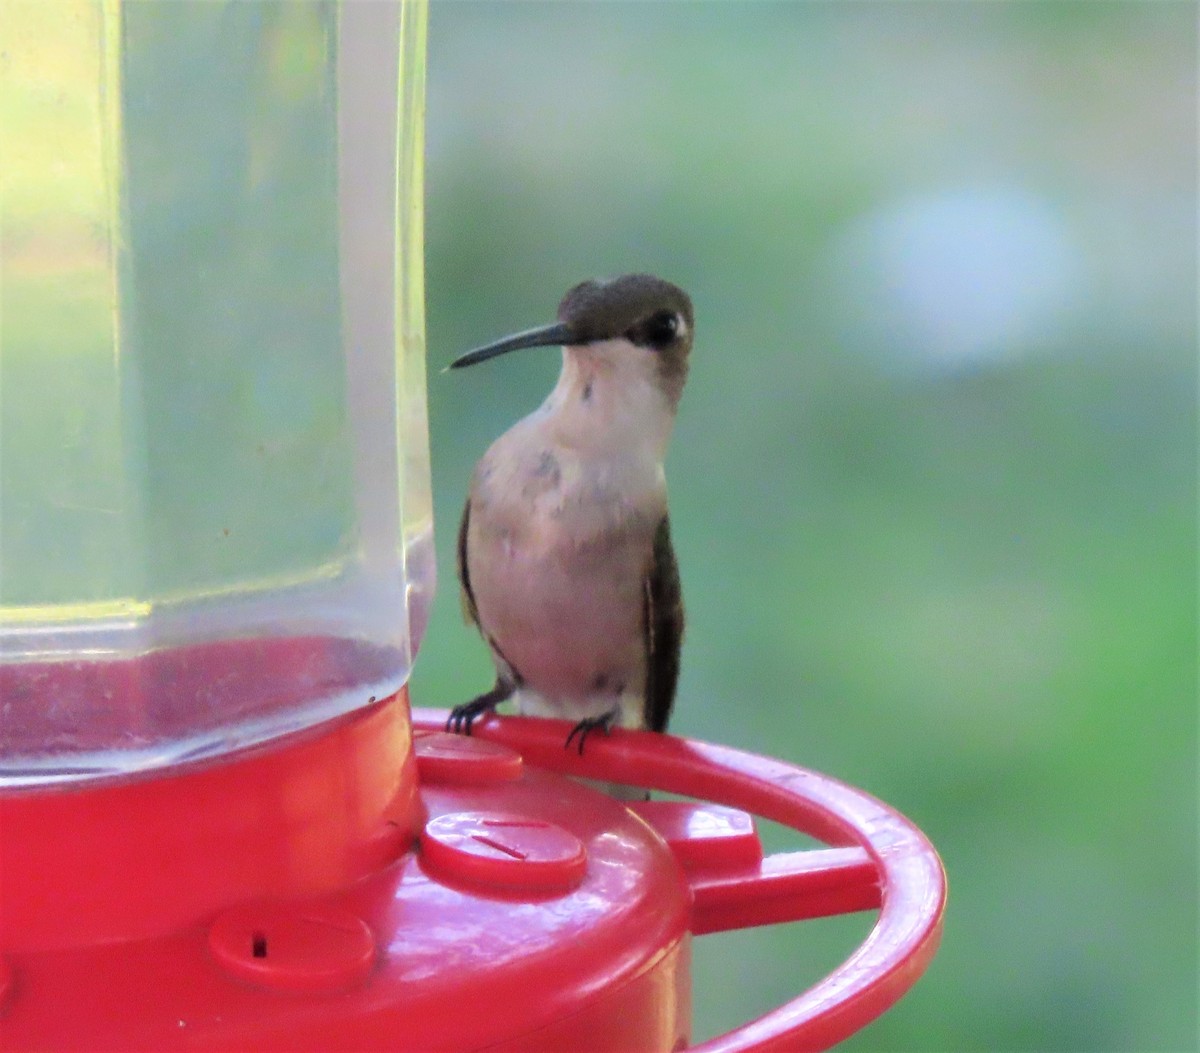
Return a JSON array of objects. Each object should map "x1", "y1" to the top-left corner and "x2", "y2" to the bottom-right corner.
[{"x1": 467, "y1": 428, "x2": 665, "y2": 700}]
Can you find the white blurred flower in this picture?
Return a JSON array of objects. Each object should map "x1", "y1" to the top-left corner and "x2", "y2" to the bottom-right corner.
[{"x1": 829, "y1": 188, "x2": 1084, "y2": 370}]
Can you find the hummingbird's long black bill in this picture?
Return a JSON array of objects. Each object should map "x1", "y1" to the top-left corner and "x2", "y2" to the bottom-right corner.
[{"x1": 449, "y1": 321, "x2": 575, "y2": 370}]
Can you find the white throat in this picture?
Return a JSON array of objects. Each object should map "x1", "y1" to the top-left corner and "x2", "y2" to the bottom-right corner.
[{"x1": 539, "y1": 340, "x2": 676, "y2": 460}]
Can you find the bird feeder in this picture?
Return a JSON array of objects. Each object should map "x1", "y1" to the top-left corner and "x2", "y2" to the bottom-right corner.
[{"x1": 0, "y1": 2, "x2": 945, "y2": 1050}]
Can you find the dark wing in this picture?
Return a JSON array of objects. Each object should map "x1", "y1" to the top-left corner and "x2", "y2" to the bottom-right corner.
[
  {"x1": 642, "y1": 515, "x2": 684, "y2": 733},
  {"x1": 457, "y1": 497, "x2": 522, "y2": 688},
  {"x1": 457, "y1": 498, "x2": 480, "y2": 628}
]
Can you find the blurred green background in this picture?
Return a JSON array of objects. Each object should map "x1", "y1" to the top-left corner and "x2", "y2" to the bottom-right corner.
[{"x1": 411, "y1": 3, "x2": 1196, "y2": 1050}]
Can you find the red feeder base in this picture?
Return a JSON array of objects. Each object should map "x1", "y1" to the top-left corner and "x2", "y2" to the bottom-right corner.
[{"x1": 0, "y1": 691, "x2": 945, "y2": 1051}]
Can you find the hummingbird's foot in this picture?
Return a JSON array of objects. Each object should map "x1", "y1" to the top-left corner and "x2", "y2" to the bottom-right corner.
[
  {"x1": 564, "y1": 709, "x2": 619, "y2": 756},
  {"x1": 446, "y1": 682, "x2": 512, "y2": 735}
]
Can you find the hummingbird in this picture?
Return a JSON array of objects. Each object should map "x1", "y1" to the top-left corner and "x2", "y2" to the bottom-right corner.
[{"x1": 445, "y1": 273, "x2": 692, "y2": 756}]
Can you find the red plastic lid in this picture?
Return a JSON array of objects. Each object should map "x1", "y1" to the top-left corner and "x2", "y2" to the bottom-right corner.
[
  {"x1": 414, "y1": 731, "x2": 524, "y2": 785},
  {"x1": 421, "y1": 811, "x2": 588, "y2": 891},
  {"x1": 208, "y1": 902, "x2": 375, "y2": 995}
]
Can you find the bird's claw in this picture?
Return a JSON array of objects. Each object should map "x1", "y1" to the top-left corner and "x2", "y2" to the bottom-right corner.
[
  {"x1": 564, "y1": 710, "x2": 618, "y2": 756},
  {"x1": 446, "y1": 696, "x2": 498, "y2": 736},
  {"x1": 446, "y1": 682, "x2": 514, "y2": 736}
]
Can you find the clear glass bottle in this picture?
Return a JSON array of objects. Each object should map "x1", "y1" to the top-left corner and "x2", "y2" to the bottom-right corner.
[{"x1": 0, "y1": 0, "x2": 432, "y2": 784}]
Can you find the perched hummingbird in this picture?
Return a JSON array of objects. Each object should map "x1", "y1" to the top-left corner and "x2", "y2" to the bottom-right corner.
[{"x1": 446, "y1": 273, "x2": 692, "y2": 755}]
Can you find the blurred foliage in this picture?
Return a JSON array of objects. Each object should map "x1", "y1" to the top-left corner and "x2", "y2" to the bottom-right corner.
[{"x1": 412, "y1": 3, "x2": 1196, "y2": 1050}]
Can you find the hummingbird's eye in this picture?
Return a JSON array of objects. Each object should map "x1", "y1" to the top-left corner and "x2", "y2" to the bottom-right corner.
[{"x1": 640, "y1": 311, "x2": 679, "y2": 350}]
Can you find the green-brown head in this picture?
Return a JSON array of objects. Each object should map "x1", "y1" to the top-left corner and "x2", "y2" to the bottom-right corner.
[{"x1": 451, "y1": 273, "x2": 694, "y2": 405}]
